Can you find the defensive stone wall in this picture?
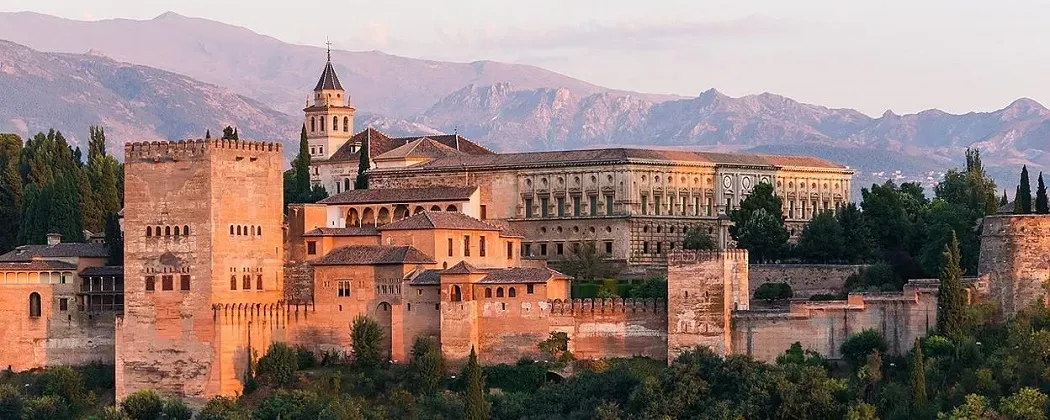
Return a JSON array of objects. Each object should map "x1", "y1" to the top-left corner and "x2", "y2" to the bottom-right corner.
[
  {"x1": 749, "y1": 264, "x2": 865, "y2": 298},
  {"x1": 666, "y1": 249, "x2": 749, "y2": 361},
  {"x1": 549, "y1": 298, "x2": 667, "y2": 361},
  {"x1": 0, "y1": 284, "x2": 116, "y2": 371},
  {"x1": 978, "y1": 215, "x2": 1050, "y2": 318}
]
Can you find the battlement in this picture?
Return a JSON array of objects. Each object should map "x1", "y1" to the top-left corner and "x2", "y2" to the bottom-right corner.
[
  {"x1": 124, "y1": 139, "x2": 283, "y2": 161},
  {"x1": 212, "y1": 302, "x2": 315, "y2": 320},
  {"x1": 548, "y1": 298, "x2": 666, "y2": 315},
  {"x1": 667, "y1": 249, "x2": 748, "y2": 265}
]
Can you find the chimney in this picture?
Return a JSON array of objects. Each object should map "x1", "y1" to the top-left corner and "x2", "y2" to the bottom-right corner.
[{"x1": 46, "y1": 233, "x2": 61, "y2": 246}]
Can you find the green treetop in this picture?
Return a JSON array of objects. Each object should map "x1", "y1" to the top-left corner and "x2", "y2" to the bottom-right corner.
[
  {"x1": 936, "y1": 231, "x2": 966, "y2": 341},
  {"x1": 1036, "y1": 172, "x2": 1049, "y2": 214},
  {"x1": 1016, "y1": 165, "x2": 1033, "y2": 214}
]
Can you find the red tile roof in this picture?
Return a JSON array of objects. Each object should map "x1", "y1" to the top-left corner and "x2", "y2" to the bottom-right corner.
[
  {"x1": 80, "y1": 266, "x2": 124, "y2": 277},
  {"x1": 477, "y1": 267, "x2": 567, "y2": 284},
  {"x1": 374, "y1": 137, "x2": 466, "y2": 161},
  {"x1": 322, "y1": 128, "x2": 494, "y2": 164},
  {"x1": 442, "y1": 261, "x2": 486, "y2": 274},
  {"x1": 303, "y1": 227, "x2": 380, "y2": 237},
  {"x1": 406, "y1": 268, "x2": 443, "y2": 285},
  {"x1": 378, "y1": 211, "x2": 503, "y2": 232},
  {"x1": 0, "y1": 260, "x2": 79, "y2": 271},
  {"x1": 319, "y1": 186, "x2": 477, "y2": 205},
  {"x1": 0, "y1": 243, "x2": 109, "y2": 262},
  {"x1": 311, "y1": 245, "x2": 434, "y2": 266}
]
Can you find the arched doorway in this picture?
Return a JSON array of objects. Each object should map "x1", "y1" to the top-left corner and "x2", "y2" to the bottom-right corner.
[
  {"x1": 377, "y1": 208, "x2": 391, "y2": 225},
  {"x1": 362, "y1": 208, "x2": 376, "y2": 226},
  {"x1": 393, "y1": 205, "x2": 409, "y2": 220},
  {"x1": 347, "y1": 208, "x2": 360, "y2": 227},
  {"x1": 29, "y1": 292, "x2": 41, "y2": 317},
  {"x1": 369, "y1": 304, "x2": 393, "y2": 361},
  {"x1": 450, "y1": 285, "x2": 462, "y2": 302}
]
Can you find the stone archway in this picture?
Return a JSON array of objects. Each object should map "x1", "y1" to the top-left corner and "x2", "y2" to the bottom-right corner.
[
  {"x1": 393, "y1": 204, "x2": 410, "y2": 220},
  {"x1": 347, "y1": 208, "x2": 360, "y2": 227},
  {"x1": 377, "y1": 207, "x2": 391, "y2": 225},
  {"x1": 446, "y1": 205, "x2": 458, "y2": 212},
  {"x1": 362, "y1": 208, "x2": 376, "y2": 226},
  {"x1": 431, "y1": 205, "x2": 442, "y2": 212},
  {"x1": 413, "y1": 206, "x2": 425, "y2": 215}
]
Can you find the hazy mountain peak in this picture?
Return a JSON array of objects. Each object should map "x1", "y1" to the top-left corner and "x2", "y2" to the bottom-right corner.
[{"x1": 153, "y1": 11, "x2": 186, "y2": 20}]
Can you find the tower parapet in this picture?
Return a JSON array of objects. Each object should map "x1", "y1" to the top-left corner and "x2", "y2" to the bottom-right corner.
[{"x1": 978, "y1": 214, "x2": 1050, "y2": 317}]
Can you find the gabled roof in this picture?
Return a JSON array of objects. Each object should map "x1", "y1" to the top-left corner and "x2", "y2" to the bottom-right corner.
[
  {"x1": 0, "y1": 260, "x2": 79, "y2": 271},
  {"x1": 378, "y1": 211, "x2": 503, "y2": 232},
  {"x1": 442, "y1": 261, "x2": 485, "y2": 274},
  {"x1": 0, "y1": 243, "x2": 109, "y2": 262},
  {"x1": 477, "y1": 267, "x2": 568, "y2": 284},
  {"x1": 374, "y1": 137, "x2": 466, "y2": 161},
  {"x1": 311, "y1": 245, "x2": 434, "y2": 266},
  {"x1": 303, "y1": 227, "x2": 380, "y2": 237},
  {"x1": 314, "y1": 60, "x2": 344, "y2": 91},
  {"x1": 406, "y1": 268, "x2": 443, "y2": 285},
  {"x1": 319, "y1": 187, "x2": 477, "y2": 205},
  {"x1": 322, "y1": 128, "x2": 493, "y2": 164}
]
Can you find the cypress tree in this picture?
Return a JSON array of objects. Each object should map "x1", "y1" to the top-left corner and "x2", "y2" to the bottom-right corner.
[
  {"x1": 911, "y1": 338, "x2": 927, "y2": 409},
  {"x1": 294, "y1": 124, "x2": 311, "y2": 202},
  {"x1": 1037, "y1": 172, "x2": 1049, "y2": 214},
  {"x1": 233, "y1": 127, "x2": 239, "y2": 140},
  {"x1": 1018, "y1": 165, "x2": 1033, "y2": 214},
  {"x1": 463, "y1": 346, "x2": 489, "y2": 420},
  {"x1": 936, "y1": 231, "x2": 966, "y2": 341},
  {"x1": 222, "y1": 126, "x2": 235, "y2": 140},
  {"x1": 355, "y1": 135, "x2": 370, "y2": 190},
  {"x1": 1000, "y1": 189, "x2": 1008, "y2": 207},
  {"x1": 104, "y1": 213, "x2": 123, "y2": 266},
  {"x1": 205, "y1": 129, "x2": 211, "y2": 139},
  {"x1": 0, "y1": 133, "x2": 22, "y2": 253},
  {"x1": 51, "y1": 173, "x2": 84, "y2": 242}
]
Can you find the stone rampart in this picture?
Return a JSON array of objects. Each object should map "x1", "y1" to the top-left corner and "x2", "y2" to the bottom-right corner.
[
  {"x1": 978, "y1": 215, "x2": 1050, "y2": 318},
  {"x1": 749, "y1": 264, "x2": 865, "y2": 298}
]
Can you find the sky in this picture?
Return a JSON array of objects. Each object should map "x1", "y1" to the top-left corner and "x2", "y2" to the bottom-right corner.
[{"x1": 1, "y1": 0, "x2": 1048, "y2": 116}]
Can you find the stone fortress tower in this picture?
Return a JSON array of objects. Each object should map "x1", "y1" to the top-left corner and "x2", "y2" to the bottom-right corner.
[
  {"x1": 304, "y1": 45, "x2": 356, "y2": 161},
  {"x1": 978, "y1": 214, "x2": 1050, "y2": 318},
  {"x1": 666, "y1": 249, "x2": 749, "y2": 360},
  {"x1": 116, "y1": 139, "x2": 284, "y2": 404}
]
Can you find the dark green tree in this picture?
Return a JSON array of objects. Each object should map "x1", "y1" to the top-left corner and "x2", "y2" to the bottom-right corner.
[
  {"x1": 222, "y1": 126, "x2": 237, "y2": 140},
  {"x1": 197, "y1": 396, "x2": 250, "y2": 420},
  {"x1": 163, "y1": 399, "x2": 193, "y2": 420},
  {"x1": 21, "y1": 395, "x2": 70, "y2": 420},
  {"x1": 795, "y1": 211, "x2": 845, "y2": 263},
  {"x1": 563, "y1": 241, "x2": 616, "y2": 281},
  {"x1": 463, "y1": 346, "x2": 490, "y2": 420},
  {"x1": 205, "y1": 129, "x2": 212, "y2": 139},
  {"x1": 1001, "y1": 189, "x2": 1009, "y2": 207},
  {"x1": 355, "y1": 134, "x2": 370, "y2": 190},
  {"x1": 837, "y1": 203, "x2": 876, "y2": 263},
  {"x1": 0, "y1": 133, "x2": 22, "y2": 253},
  {"x1": 1016, "y1": 165, "x2": 1033, "y2": 214},
  {"x1": 754, "y1": 282, "x2": 793, "y2": 302},
  {"x1": 683, "y1": 227, "x2": 716, "y2": 250},
  {"x1": 733, "y1": 208, "x2": 789, "y2": 263},
  {"x1": 51, "y1": 173, "x2": 85, "y2": 242},
  {"x1": 121, "y1": 390, "x2": 164, "y2": 420},
  {"x1": 294, "y1": 124, "x2": 311, "y2": 201},
  {"x1": 350, "y1": 315, "x2": 385, "y2": 368},
  {"x1": 105, "y1": 213, "x2": 123, "y2": 266},
  {"x1": 936, "y1": 231, "x2": 966, "y2": 341},
  {"x1": 255, "y1": 342, "x2": 299, "y2": 388},
  {"x1": 1037, "y1": 172, "x2": 1049, "y2": 214},
  {"x1": 911, "y1": 338, "x2": 927, "y2": 410},
  {"x1": 841, "y1": 329, "x2": 887, "y2": 369},
  {"x1": 409, "y1": 335, "x2": 445, "y2": 395},
  {"x1": 0, "y1": 384, "x2": 23, "y2": 420},
  {"x1": 40, "y1": 365, "x2": 89, "y2": 415}
]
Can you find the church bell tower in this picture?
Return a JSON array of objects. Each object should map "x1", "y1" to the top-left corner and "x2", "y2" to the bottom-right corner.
[{"x1": 304, "y1": 43, "x2": 355, "y2": 160}]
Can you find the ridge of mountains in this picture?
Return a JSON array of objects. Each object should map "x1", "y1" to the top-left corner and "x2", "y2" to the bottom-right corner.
[{"x1": 0, "y1": 11, "x2": 1046, "y2": 192}]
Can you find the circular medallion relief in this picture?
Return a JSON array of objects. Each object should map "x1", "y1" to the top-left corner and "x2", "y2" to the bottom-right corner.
[
  {"x1": 742, "y1": 176, "x2": 753, "y2": 190},
  {"x1": 722, "y1": 175, "x2": 732, "y2": 189}
]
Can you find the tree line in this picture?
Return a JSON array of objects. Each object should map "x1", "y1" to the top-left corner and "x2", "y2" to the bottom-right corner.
[{"x1": 0, "y1": 128, "x2": 123, "y2": 262}]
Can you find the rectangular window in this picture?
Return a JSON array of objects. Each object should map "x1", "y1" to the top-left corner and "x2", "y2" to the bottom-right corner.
[
  {"x1": 540, "y1": 243, "x2": 548, "y2": 256},
  {"x1": 525, "y1": 198, "x2": 534, "y2": 218},
  {"x1": 605, "y1": 241, "x2": 613, "y2": 254},
  {"x1": 573, "y1": 196, "x2": 582, "y2": 217},
  {"x1": 643, "y1": 241, "x2": 649, "y2": 253},
  {"x1": 668, "y1": 196, "x2": 675, "y2": 216},
  {"x1": 161, "y1": 275, "x2": 173, "y2": 291},
  {"x1": 707, "y1": 197, "x2": 713, "y2": 216},
  {"x1": 589, "y1": 196, "x2": 598, "y2": 216},
  {"x1": 230, "y1": 276, "x2": 236, "y2": 290},
  {"x1": 694, "y1": 197, "x2": 700, "y2": 216},
  {"x1": 507, "y1": 242, "x2": 513, "y2": 258},
  {"x1": 338, "y1": 280, "x2": 351, "y2": 297},
  {"x1": 527, "y1": 284, "x2": 535, "y2": 294},
  {"x1": 464, "y1": 236, "x2": 471, "y2": 257},
  {"x1": 180, "y1": 275, "x2": 191, "y2": 291},
  {"x1": 243, "y1": 275, "x2": 251, "y2": 290},
  {"x1": 654, "y1": 196, "x2": 662, "y2": 215},
  {"x1": 145, "y1": 276, "x2": 156, "y2": 292},
  {"x1": 656, "y1": 242, "x2": 663, "y2": 254},
  {"x1": 480, "y1": 205, "x2": 487, "y2": 220},
  {"x1": 256, "y1": 275, "x2": 263, "y2": 291},
  {"x1": 606, "y1": 195, "x2": 615, "y2": 216},
  {"x1": 789, "y1": 200, "x2": 795, "y2": 219},
  {"x1": 59, "y1": 298, "x2": 68, "y2": 311},
  {"x1": 480, "y1": 236, "x2": 487, "y2": 257},
  {"x1": 641, "y1": 195, "x2": 648, "y2": 215},
  {"x1": 541, "y1": 197, "x2": 550, "y2": 217},
  {"x1": 448, "y1": 237, "x2": 454, "y2": 257},
  {"x1": 556, "y1": 243, "x2": 564, "y2": 256},
  {"x1": 557, "y1": 197, "x2": 566, "y2": 217},
  {"x1": 307, "y1": 241, "x2": 317, "y2": 255}
]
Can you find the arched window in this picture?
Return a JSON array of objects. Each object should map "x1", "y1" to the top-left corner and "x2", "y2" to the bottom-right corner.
[
  {"x1": 242, "y1": 226, "x2": 247, "y2": 236},
  {"x1": 450, "y1": 285, "x2": 462, "y2": 302},
  {"x1": 485, "y1": 288, "x2": 492, "y2": 298},
  {"x1": 431, "y1": 205, "x2": 441, "y2": 211},
  {"x1": 320, "y1": 117, "x2": 326, "y2": 132},
  {"x1": 230, "y1": 225, "x2": 235, "y2": 235},
  {"x1": 257, "y1": 226, "x2": 262, "y2": 236},
  {"x1": 343, "y1": 117, "x2": 349, "y2": 132},
  {"x1": 333, "y1": 116, "x2": 339, "y2": 132},
  {"x1": 165, "y1": 226, "x2": 171, "y2": 236},
  {"x1": 496, "y1": 287, "x2": 504, "y2": 298},
  {"x1": 344, "y1": 178, "x2": 351, "y2": 192},
  {"x1": 173, "y1": 226, "x2": 180, "y2": 236},
  {"x1": 236, "y1": 226, "x2": 242, "y2": 235},
  {"x1": 29, "y1": 292, "x2": 41, "y2": 318},
  {"x1": 446, "y1": 205, "x2": 458, "y2": 212},
  {"x1": 146, "y1": 227, "x2": 152, "y2": 237},
  {"x1": 414, "y1": 206, "x2": 425, "y2": 215},
  {"x1": 184, "y1": 225, "x2": 190, "y2": 235},
  {"x1": 310, "y1": 117, "x2": 316, "y2": 132},
  {"x1": 509, "y1": 287, "x2": 516, "y2": 297}
]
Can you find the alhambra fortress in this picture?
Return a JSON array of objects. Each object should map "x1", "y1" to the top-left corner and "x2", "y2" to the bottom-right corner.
[{"x1": 0, "y1": 55, "x2": 1046, "y2": 405}]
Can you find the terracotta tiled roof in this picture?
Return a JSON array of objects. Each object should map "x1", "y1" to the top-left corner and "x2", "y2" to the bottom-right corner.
[
  {"x1": 311, "y1": 245, "x2": 434, "y2": 266},
  {"x1": 303, "y1": 227, "x2": 380, "y2": 237},
  {"x1": 372, "y1": 148, "x2": 846, "y2": 171},
  {"x1": 442, "y1": 261, "x2": 486, "y2": 274},
  {"x1": 322, "y1": 128, "x2": 493, "y2": 164},
  {"x1": 378, "y1": 211, "x2": 503, "y2": 232},
  {"x1": 407, "y1": 269, "x2": 443, "y2": 285},
  {"x1": 80, "y1": 266, "x2": 124, "y2": 277},
  {"x1": 477, "y1": 267, "x2": 567, "y2": 284},
  {"x1": 319, "y1": 187, "x2": 477, "y2": 205},
  {"x1": 374, "y1": 138, "x2": 466, "y2": 161},
  {"x1": 314, "y1": 60, "x2": 343, "y2": 91},
  {"x1": 0, "y1": 243, "x2": 109, "y2": 262},
  {"x1": 0, "y1": 260, "x2": 79, "y2": 271},
  {"x1": 483, "y1": 220, "x2": 525, "y2": 238}
]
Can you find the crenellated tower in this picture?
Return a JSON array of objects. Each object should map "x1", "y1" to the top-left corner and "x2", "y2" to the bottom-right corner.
[
  {"x1": 665, "y1": 249, "x2": 749, "y2": 361},
  {"x1": 304, "y1": 44, "x2": 355, "y2": 161}
]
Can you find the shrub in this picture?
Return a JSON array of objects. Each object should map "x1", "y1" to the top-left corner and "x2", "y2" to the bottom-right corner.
[
  {"x1": 841, "y1": 329, "x2": 888, "y2": 369},
  {"x1": 120, "y1": 389, "x2": 164, "y2": 420},
  {"x1": 538, "y1": 332, "x2": 571, "y2": 361},
  {"x1": 409, "y1": 335, "x2": 445, "y2": 395},
  {"x1": 256, "y1": 342, "x2": 299, "y2": 388},
  {"x1": 295, "y1": 345, "x2": 318, "y2": 369},
  {"x1": 754, "y1": 282, "x2": 793, "y2": 302},
  {"x1": 39, "y1": 365, "x2": 89, "y2": 414},
  {"x1": 629, "y1": 279, "x2": 668, "y2": 299},
  {"x1": 350, "y1": 315, "x2": 385, "y2": 368},
  {"x1": 0, "y1": 384, "x2": 24, "y2": 419},
  {"x1": 197, "y1": 396, "x2": 250, "y2": 420},
  {"x1": 253, "y1": 390, "x2": 324, "y2": 420},
  {"x1": 162, "y1": 398, "x2": 192, "y2": 420},
  {"x1": 21, "y1": 395, "x2": 70, "y2": 420}
]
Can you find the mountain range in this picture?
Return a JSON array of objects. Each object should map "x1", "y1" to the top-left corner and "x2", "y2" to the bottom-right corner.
[{"x1": 0, "y1": 11, "x2": 1046, "y2": 192}]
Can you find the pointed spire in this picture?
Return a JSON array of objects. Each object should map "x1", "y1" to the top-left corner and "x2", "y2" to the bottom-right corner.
[{"x1": 326, "y1": 37, "x2": 332, "y2": 62}]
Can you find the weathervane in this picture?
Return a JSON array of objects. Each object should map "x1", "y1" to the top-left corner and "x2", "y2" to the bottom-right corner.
[{"x1": 326, "y1": 37, "x2": 332, "y2": 61}]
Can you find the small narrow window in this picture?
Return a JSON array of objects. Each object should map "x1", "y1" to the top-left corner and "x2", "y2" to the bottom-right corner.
[
  {"x1": 507, "y1": 242, "x2": 513, "y2": 259},
  {"x1": 230, "y1": 276, "x2": 237, "y2": 290},
  {"x1": 243, "y1": 275, "x2": 251, "y2": 290},
  {"x1": 447, "y1": 237, "x2": 454, "y2": 257},
  {"x1": 230, "y1": 225, "x2": 235, "y2": 235},
  {"x1": 184, "y1": 225, "x2": 190, "y2": 235},
  {"x1": 165, "y1": 226, "x2": 171, "y2": 236},
  {"x1": 509, "y1": 287, "x2": 516, "y2": 298},
  {"x1": 173, "y1": 226, "x2": 180, "y2": 236},
  {"x1": 556, "y1": 243, "x2": 564, "y2": 256},
  {"x1": 479, "y1": 236, "x2": 486, "y2": 257},
  {"x1": 256, "y1": 275, "x2": 263, "y2": 290},
  {"x1": 496, "y1": 287, "x2": 504, "y2": 298},
  {"x1": 310, "y1": 116, "x2": 316, "y2": 131},
  {"x1": 145, "y1": 276, "x2": 156, "y2": 292},
  {"x1": 180, "y1": 275, "x2": 191, "y2": 291},
  {"x1": 146, "y1": 227, "x2": 152, "y2": 237},
  {"x1": 527, "y1": 284, "x2": 535, "y2": 294},
  {"x1": 338, "y1": 280, "x2": 351, "y2": 297},
  {"x1": 29, "y1": 293, "x2": 41, "y2": 317},
  {"x1": 605, "y1": 241, "x2": 613, "y2": 254},
  {"x1": 307, "y1": 241, "x2": 317, "y2": 255},
  {"x1": 343, "y1": 117, "x2": 349, "y2": 132},
  {"x1": 59, "y1": 298, "x2": 68, "y2": 311},
  {"x1": 464, "y1": 235, "x2": 471, "y2": 257},
  {"x1": 485, "y1": 288, "x2": 492, "y2": 298},
  {"x1": 162, "y1": 275, "x2": 173, "y2": 291},
  {"x1": 257, "y1": 226, "x2": 262, "y2": 236},
  {"x1": 480, "y1": 205, "x2": 487, "y2": 220}
]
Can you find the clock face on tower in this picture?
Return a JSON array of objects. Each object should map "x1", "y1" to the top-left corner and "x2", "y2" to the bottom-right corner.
[{"x1": 722, "y1": 175, "x2": 732, "y2": 190}]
